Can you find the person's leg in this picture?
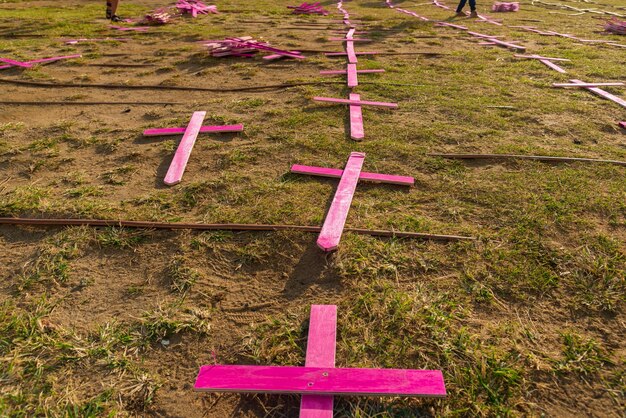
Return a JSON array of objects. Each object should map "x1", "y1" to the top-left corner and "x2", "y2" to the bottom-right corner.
[
  {"x1": 456, "y1": 0, "x2": 468, "y2": 13},
  {"x1": 468, "y1": 0, "x2": 478, "y2": 16},
  {"x1": 106, "y1": 0, "x2": 120, "y2": 19}
]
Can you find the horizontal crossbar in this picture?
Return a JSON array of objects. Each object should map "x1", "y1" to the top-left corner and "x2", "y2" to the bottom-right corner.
[
  {"x1": 195, "y1": 365, "x2": 446, "y2": 397},
  {"x1": 291, "y1": 164, "x2": 414, "y2": 186},
  {"x1": 313, "y1": 96, "x2": 398, "y2": 108},
  {"x1": 143, "y1": 124, "x2": 244, "y2": 136}
]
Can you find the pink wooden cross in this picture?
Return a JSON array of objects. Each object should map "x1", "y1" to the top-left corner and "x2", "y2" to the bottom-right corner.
[
  {"x1": 514, "y1": 54, "x2": 570, "y2": 74},
  {"x1": 291, "y1": 152, "x2": 413, "y2": 251},
  {"x1": 145, "y1": 112, "x2": 243, "y2": 186},
  {"x1": 556, "y1": 79, "x2": 626, "y2": 109},
  {"x1": 195, "y1": 305, "x2": 446, "y2": 418}
]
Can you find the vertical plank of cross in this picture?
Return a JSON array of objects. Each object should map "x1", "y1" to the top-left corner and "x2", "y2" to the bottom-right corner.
[
  {"x1": 300, "y1": 305, "x2": 338, "y2": 418},
  {"x1": 349, "y1": 93, "x2": 364, "y2": 140},
  {"x1": 164, "y1": 111, "x2": 206, "y2": 186},
  {"x1": 317, "y1": 152, "x2": 365, "y2": 251}
]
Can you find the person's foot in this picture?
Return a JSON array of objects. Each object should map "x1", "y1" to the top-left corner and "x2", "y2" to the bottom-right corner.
[
  {"x1": 455, "y1": 11, "x2": 466, "y2": 16},
  {"x1": 110, "y1": 14, "x2": 124, "y2": 22},
  {"x1": 469, "y1": 10, "x2": 478, "y2": 17}
]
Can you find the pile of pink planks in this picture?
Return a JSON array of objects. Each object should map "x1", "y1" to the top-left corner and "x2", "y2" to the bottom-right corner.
[
  {"x1": 288, "y1": 2, "x2": 329, "y2": 15},
  {"x1": 491, "y1": 2, "x2": 519, "y2": 12},
  {"x1": 515, "y1": 54, "x2": 570, "y2": 74},
  {"x1": 204, "y1": 37, "x2": 304, "y2": 59},
  {"x1": 605, "y1": 18, "x2": 626, "y2": 35},
  {"x1": 0, "y1": 54, "x2": 81, "y2": 70},
  {"x1": 292, "y1": 153, "x2": 412, "y2": 250},
  {"x1": 176, "y1": 0, "x2": 218, "y2": 17},
  {"x1": 553, "y1": 79, "x2": 626, "y2": 109},
  {"x1": 140, "y1": 9, "x2": 172, "y2": 25},
  {"x1": 195, "y1": 305, "x2": 447, "y2": 415}
]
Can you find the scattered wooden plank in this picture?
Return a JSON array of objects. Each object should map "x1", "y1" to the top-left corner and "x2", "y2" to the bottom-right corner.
[
  {"x1": 313, "y1": 96, "x2": 398, "y2": 108},
  {"x1": 0, "y1": 217, "x2": 475, "y2": 241},
  {"x1": 195, "y1": 366, "x2": 447, "y2": 397},
  {"x1": 514, "y1": 54, "x2": 571, "y2": 62},
  {"x1": 325, "y1": 51, "x2": 379, "y2": 57},
  {"x1": 163, "y1": 111, "x2": 206, "y2": 186},
  {"x1": 143, "y1": 124, "x2": 243, "y2": 136},
  {"x1": 0, "y1": 58, "x2": 32, "y2": 68},
  {"x1": 569, "y1": 79, "x2": 626, "y2": 109},
  {"x1": 319, "y1": 69, "x2": 384, "y2": 75},
  {"x1": 317, "y1": 152, "x2": 365, "y2": 251},
  {"x1": 346, "y1": 41, "x2": 357, "y2": 63},
  {"x1": 428, "y1": 153, "x2": 626, "y2": 166},
  {"x1": 553, "y1": 82, "x2": 624, "y2": 88}
]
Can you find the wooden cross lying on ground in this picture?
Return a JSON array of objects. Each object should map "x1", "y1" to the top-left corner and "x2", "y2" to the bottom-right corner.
[
  {"x1": 553, "y1": 79, "x2": 626, "y2": 109},
  {"x1": 514, "y1": 54, "x2": 570, "y2": 73},
  {"x1": 313, "y1": 97, "x2": 397, "y2": 141},
  {"x1": 0, "y1": 54, "x2": 81, "y2": 70},
  {"x1": 143, "y1": 112, "x2": 243, "y2": 186},
  {"x1": 291, "y1": 152, "x2": 413, "y2": 251},
  {"x1": 195, "y1": 305, "x2": 446, "y2": 418}
]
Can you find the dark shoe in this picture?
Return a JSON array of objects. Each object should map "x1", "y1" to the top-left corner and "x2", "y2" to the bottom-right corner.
[
  {"x1": 455, "y1": 11, "x2": 466, "y2": 16},
  {"x1": 469, "y1": 10, "x2": 478, "y2": 17},
  {"x1": 111, "y1": 15, "x2": 125, "y2": 22}
]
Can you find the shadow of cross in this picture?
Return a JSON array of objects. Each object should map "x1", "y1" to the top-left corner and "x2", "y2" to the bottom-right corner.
[
  {"x1": 143, "y1": 111, "x2": 243, "y2": 186},
  {"x1": 194, "y1": 305, "x2": 446, "y2": 417},
  {"x1": 291, "y1": 152, "x2": 414, "y2": 252}
]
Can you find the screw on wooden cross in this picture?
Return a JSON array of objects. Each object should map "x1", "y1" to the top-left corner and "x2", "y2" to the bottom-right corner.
[
  {"x1": 312, "y1": 96, "x2": 397, "y2": 141},
  {"x1": 291, "y1": 152, "x2": 413, "y2": 251},
  {"x1": 143, "y1": 111, "x2": 243, "y2": 186},
  {"x1": 195, "y1": 305, "x2": 446, "y2": 418},
  {"x1": 514, "y1": 54, "x2": 571, "y2": 74},
  {"x1": 552, "y1": 79, "x2": 626, "y2": 109}
]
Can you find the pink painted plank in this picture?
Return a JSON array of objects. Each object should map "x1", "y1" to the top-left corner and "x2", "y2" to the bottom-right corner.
[
  {"x1": 300, "y1": 305, "x2": 337, "y2": 418},
  {"x1": 329, "y1": 38, "x2": 371, "y2": 41},
  {"x1": 317, "y1": 152, "x2": 365, "y2": 251},
  {"x1": 320, "y1": 69, "x2": 384, "y2": 75},
  {"x1": 313, "y1": 97, "x2": 398, "y2": 109},
  {"x1": 539, "y1": 59, "x2": 567, "y2": 73},
  {"x1": 0, "y1": 58, "x2": 32, "y2": 68},
  {"x1": 553, "y1": 82, "x2": 624, "y2": 88},
  {"x1": 514, "y1": 54, "x2": 570, "y2": 62},
  {"x1": 619, "y1": 121, "x2": 626, "y2": 129},
  {"x1": 291, "y1": 164, "x2": 414, "y2": 186},
  {"x1": 347, "y1": 64, "x2": 358, "y2": 88},
  {"x1": 349, "y1": 93, "x2": 364, "y2": 140},
  {"x1": 143, "y1": 124, "x2": 243, "y2": 136},
  {"x1": 574, "y1": 81, "x2": 626, "y2": 109},
  {"x1": 325, "y1": 51, "x2": 379, "y2": 57},
  {"x1": 346, "y1": 28, "x2": 356, "y2": 39},
  {"x1": 195, "y1": 365, "x2": 446, "y2": 397},
  {"x1": 163, "y1": 111, "x2": 206, "y2": 186},
  {"x1": 346, "y1": 41, "x2": 357, "y2": 64}
]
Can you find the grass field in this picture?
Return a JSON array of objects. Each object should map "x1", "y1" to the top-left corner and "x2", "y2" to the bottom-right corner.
[{"x1": 0, "y1": 0, "x2": 624, "y2": 416}]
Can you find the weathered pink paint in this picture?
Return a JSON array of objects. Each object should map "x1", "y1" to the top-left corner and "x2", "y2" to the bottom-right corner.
[
  {"x1": 163, "y1": 111, "x2": 206, "y2": 186},
  {"x1": 314, "y1": 97, "x2": 397, "y2": 108},
  {"x1": 347, "y1": 64, "x2": 358, "y2": 88},
  {"x1": 569, "y1": 79, "x2": 626, "y2": 109},
  {"x1": 195, "y1": 365, "x2": 446, "y2": 397},
  {"x1": 347, "y1": 93, "x2": 364, "y2": 140},
  {"x1": 0, "y1": 58, "x2": 32, "y2": 68},
  {"x1": 316, "y1": 152, "x2": 365, "y2": 251},
  {"x1": 346, "y1": 28, "x2": 356, "y2": 39},
  {"x1": 300, "y1": 305, "x2": 337, "y2": 418},
  {"x1": 290, "y1": 165, "x2": 414, "y2": 186},
  {"x1": 539, "y1": 59, "x2": 567, "y2": 73},
  {"x1": 619, "y1": 121, "x2": 626, "y2": 129},
  {"x1": 319, "y1": 69, "x2": 385, "y2": 75},
  {"x1": 346, "y1": 41, "x2": 357, "y2": 64},
  {"x1": 143, "y1": 124, "x2": 243, "y2": 136},
  {"x1": 553, "y1": 82, "x2": 624, "y2": 88},
  {"x1": 263, "y1": 51, "x2": 301, "y2": 60}
]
